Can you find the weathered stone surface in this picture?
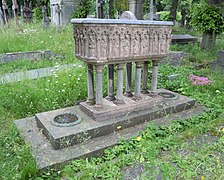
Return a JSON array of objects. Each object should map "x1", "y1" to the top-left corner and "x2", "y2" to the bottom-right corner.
[
  {"x1": 34, "y1": 89, "x2": 196, "y2": 150},
  {"x1": 50, "y1": 0, "x2": 79, "y2": 26},
  {"x1": 210, "y1": 51, "x2": 224, "y2": 72},
  {"x1": 160, "y1": 51, "x2": 186, "y2": 66},
  {"x1": 15, "y1": 104, "x2": 204, "y2": 169},
  {"x1": 171, "y1": 34, "x2": 198, "y2": 44},
  {"x1": 129, "y1": 0, "x2": 144, "y2": 20},
  {"x1": 120, "y1": 11, "x2": 137, "y2": 20},
  {"x1": 0, "y1": 64, "x2": 74, "y2": 84},
  {"x1": 0, "y1": 50, "x2": 63, "y2": 64},
  {"x1": 79, "y1": 89, "x2": 196, "y2": 122},
  {"x1": 71, "y1": 18, "x2": 173, "y2": 65}
]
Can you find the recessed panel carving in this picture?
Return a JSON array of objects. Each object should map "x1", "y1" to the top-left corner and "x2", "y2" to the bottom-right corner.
[{"x1": 72, "y1": 20, "x2": 172, "y2": 64}]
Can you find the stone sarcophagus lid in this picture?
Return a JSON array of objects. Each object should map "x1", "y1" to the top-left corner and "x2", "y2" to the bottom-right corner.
[{"x1": 71, "y1": 19, "x2": 173, "y2": 64}]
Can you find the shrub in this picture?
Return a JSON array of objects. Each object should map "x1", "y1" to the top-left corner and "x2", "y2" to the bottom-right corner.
[
  {"x1": 33, "y1": 7, "x2": 42, "y2": 21},
  {"x1": 157, "y1": 11, "x2": 181, "y2": 21}
]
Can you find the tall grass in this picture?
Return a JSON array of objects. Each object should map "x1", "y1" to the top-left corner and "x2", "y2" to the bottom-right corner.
[{"x1": 0, "y1": 23, "x2": 76, "y2": 64}]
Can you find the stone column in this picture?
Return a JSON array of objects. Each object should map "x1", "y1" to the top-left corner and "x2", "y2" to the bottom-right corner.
[
  {"x1": 87, "y1": 64, "x2": 95, "y2": 105},
  {"x1": 115, "y1": 64, "x2": 124, "y2": 104},
  {"x1": 107, "y1": 64, "x2": 115, "y2": 101},
  {"x1": 142, "y1": 61, "x2": 149, "y2": 94},
  {"x1": 125, "y1": 63, "x2": 133, "y2": 97},
  {"x1": 134, "y1": 62, "x2": 142, "y2": 100},
  {"x1": 95, "y1": 65, "x2": 104, "y2": 108},
  {"x1": 129, "y1": 0, "x2": 144, "y2": 20},
  {"x1": 151, "y1": 60, "x2": 159, "y2": 95}
]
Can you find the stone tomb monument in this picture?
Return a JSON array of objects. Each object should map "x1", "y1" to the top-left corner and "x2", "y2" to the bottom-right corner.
[
  {"x1": 15, "y1": 12, "x2": 199, "y2": 169},
  {"x1": 35, "y1": 14, "x2": 196, "y2": 148}
]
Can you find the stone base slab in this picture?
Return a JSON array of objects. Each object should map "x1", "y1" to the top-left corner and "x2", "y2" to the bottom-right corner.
[
  {"x1": 15, "y1": 105, "x2": 204, "y2": 170},
  {"x1": 35, "y1": 89, "x2": 196, "y2": 150}
]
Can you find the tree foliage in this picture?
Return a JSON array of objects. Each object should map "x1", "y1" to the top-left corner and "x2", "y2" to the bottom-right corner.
[
  {"x1": 190, "y1": 1, "x2": 224, "y2": 35},
  {"x1": 114, "y1": 0, "x2": 128, "y2": 15},
  {"x1": 190, "y1": 0, "x2": 224, "y2": 49},
  {"x1": 73, "y1": 0, "x2": 94, "y2": 18}
]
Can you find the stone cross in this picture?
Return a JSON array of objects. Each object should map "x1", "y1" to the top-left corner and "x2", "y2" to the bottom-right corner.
[
  {"x1": 149, "y1": 0, "x2": 154, "y2": 20},
  {"x1": 42, "y1": 5, "x2": 48, "y2": 28},
  {"x1": 96, "y1": 0, "x2": 104, "y2": 18}
]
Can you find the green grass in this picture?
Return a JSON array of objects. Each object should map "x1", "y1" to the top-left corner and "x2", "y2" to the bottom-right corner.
[
  {"x1": 0, "y1": 59, "x2": 61, "y2": 75},
  {"x1": 0, "y1": 22, "x2": 78, "y2": 69},
  {"x1": 0, "y1": 23, "x2": 223, "y2": 179}
]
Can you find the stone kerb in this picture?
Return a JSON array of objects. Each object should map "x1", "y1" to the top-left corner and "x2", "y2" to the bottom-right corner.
[{"x1": 0, "y1": 50, "x2": 63, "y2": 64}]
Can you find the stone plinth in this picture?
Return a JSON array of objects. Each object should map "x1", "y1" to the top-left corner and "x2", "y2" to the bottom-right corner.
[
  {"x1": 35, "y1": 89, "x2": 196, "y2": 149},
  {"x1": 71, "y1": 18, "x2": 173, "y2": 65}
]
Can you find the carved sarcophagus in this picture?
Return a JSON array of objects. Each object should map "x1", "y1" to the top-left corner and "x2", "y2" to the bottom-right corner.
[{"x1": 71, "y1": 19, "x2": 173, "y2": 64}]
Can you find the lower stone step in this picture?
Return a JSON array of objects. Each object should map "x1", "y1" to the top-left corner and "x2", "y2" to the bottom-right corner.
[{"x1": 15, "y1": 90, "x2": 204, "y2": 170}]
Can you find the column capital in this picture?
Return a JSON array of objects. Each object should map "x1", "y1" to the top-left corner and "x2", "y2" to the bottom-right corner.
[
  {"x1": 117, "y1": 63, "x2": 124, "y2": 70},
  {"x1": 87, "y1": 64, "x2": 93, "y2": 70},
  {"x1": 152, "y1": 60, "x2": 159, "y2": 66},
  {"x1": 135, "y1": 62, "x2": 142, "y2": 68},
  {"x1": 95, "y1": 64, "x2": 104, "y2": 72}
]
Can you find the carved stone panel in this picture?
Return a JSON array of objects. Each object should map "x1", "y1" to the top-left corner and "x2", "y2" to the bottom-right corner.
[{"x1": 72, "y1": 19, "x2": 173, "y2": 64}]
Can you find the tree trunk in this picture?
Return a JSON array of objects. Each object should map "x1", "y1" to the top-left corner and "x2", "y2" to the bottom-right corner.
[
  {"x1": 109, "y1": 0, "x2": 115, "y2": 19},
  {"x1": 200, "y1": 32, "x2": 216, "y2": 50},
  {"x1": 170, "y1": 0, "x2": 179, "y2": 25}
]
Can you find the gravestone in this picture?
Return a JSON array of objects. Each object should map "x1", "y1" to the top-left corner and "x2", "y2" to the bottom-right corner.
[
  {"x1": 42, "y1": 5, "x2": 49, "y2": 28},
  {"x1": 22, "y1": 1, "x2": 33, "y2": 22},
  {"x1": 210, "y1": 51, "x2": 224, "y2": 72},
  {"x1": 50, "y1": 0, "x2": 80, "y2": 26},
  {"x1": 171, "y1": 34, "x2": 198, "y2": 44},
  {"x1": 160, "y1": 51, "x2": 186, "y2": 66},
  {"x1": 129, "y1": 0, "x2": 144, "y2": 20}
]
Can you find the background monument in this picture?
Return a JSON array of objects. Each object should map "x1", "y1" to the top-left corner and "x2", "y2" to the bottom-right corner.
[
  {"x1": 50, "y1": 0, "x2": 80, "y2": 25},
  {"x1": 129, "y1": 0, "x2": 144, "y2": 20}
]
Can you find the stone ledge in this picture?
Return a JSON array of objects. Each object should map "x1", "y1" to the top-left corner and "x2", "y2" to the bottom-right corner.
[
  {"x1": 14, "y1": 105, "x2": 204, "y2": 170},
  {"x1": 0, "y1": 50, "x2": 64, "y2": 64},
  {"x1": 34, "y1": 89, "x2": 196, "y2": 150}
]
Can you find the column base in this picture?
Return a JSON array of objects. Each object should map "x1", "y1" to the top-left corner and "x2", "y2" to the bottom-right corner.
[
  {"x1": 86, "y1": 99, "x2": 95, "y2": 106},
  {"x1": 114, "y1": 99, "x2": 125, "y2": 105},
  {"x1": 149, "y1": 91, "x2": 158, "y2": 97},
  {"x1": 132, "y1": 95, "x2": 142, "y2": 101},
  {"x1": 141, "y1": 89, "x2": 149, "y2": 94},
  {"x1": 105, "y1": 96, "x2": 116, "y2": 101},
  {"x1": 124, "y1": 92, "x2": 133, "y2": 97},
  {"x1": 94, "y1": 104, "x2": 103, "y2": 110}
]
